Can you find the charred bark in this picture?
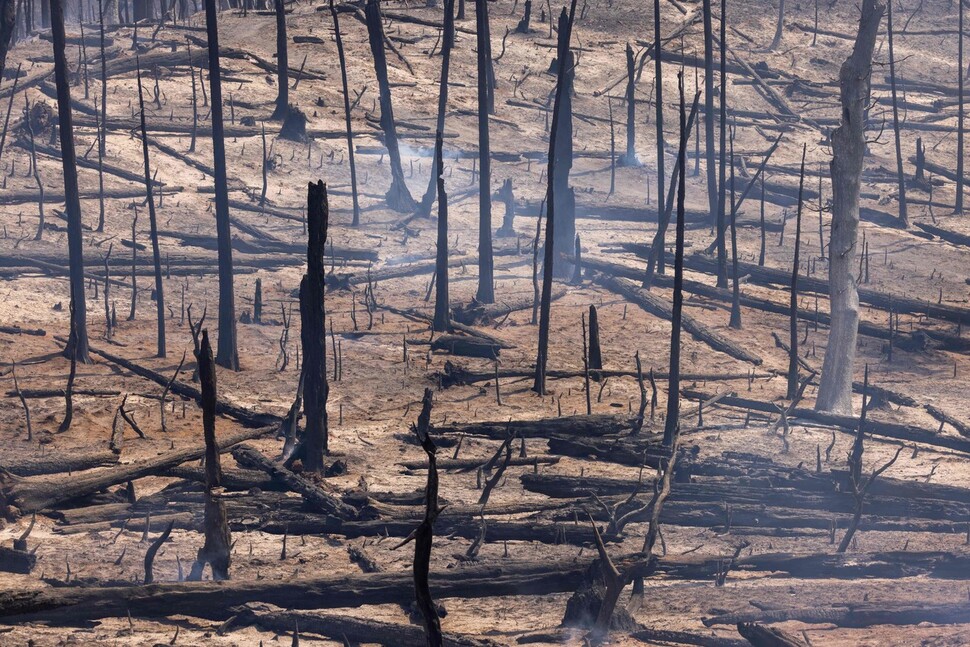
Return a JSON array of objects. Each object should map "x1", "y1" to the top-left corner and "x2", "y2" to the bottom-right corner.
[
  {"x1": 271, "y1": 0, "x2": 289, "y2": 120},
  {"x1": 787, "y1": 145, "x2": 806, "y2": 400},
  {"x1": 52, "y1": 0, "x2": 91, "y2": 364},
  {"x1": 136, "y1": 60, "x2": 166, "y2": 358},
  {"x1": 330, "y1": 0, "x2": 361, "y2": 226},
  {"x1": 475, "y1": 0, "x2": 494, "y2": 303},
  {"x1": 533, "y1": 0, "x2": 577, "y2": 394},
  {"x1": 300, "y1": 181, "x2": 330, "y2": 471},
  {"x1": 203, "y1": 0, "x2": 239, "y2": 370},
  {"x1": 364, "y1": 0, "x2": 415, "y2": 212},
  {"x1": 433, "y1": 132, "x2": 450, "y2": 332},
  {"x1": 886, "y1": 0, "x2": 906, "y2": 227},
  {"x1": 418, "y1": 0, "x2": 455, "y2": 216},
  {"x1": 816, "y1": 0, "x2": 884, "y2": 414},
  {"x1": 550, "y1": 8, "x2": 576, "y2": 279}
]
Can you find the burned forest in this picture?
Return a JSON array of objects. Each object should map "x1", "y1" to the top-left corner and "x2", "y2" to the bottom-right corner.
[{"x1": 8, "y1": 0, "x2": 970, "y2": 644}]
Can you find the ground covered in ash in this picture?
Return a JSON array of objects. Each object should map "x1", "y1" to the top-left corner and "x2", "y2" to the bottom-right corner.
[{"x1": 4, "y1": 0, "x2": 970, "y2": 644}]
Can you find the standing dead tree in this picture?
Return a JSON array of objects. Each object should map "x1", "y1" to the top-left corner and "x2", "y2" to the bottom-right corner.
[
  {"x1": 433, "y1": 133, "x2": 450, "y2": 332},
  {"x1": 651, "y1": 0, "x2": 664, "y2": 227},
  {"x1": 24, "y1": 99, "x2": 44, "y2": 241},
  {"x1": 96, "y1": 0, "x2": 108, "y2": 232},
  {"x1": 395, "y1": 388, "x2": 443, "y2": 647},
  {"x1": 187, "y1": 330, "x2": 231, "y2": 580},
  {"x1": 136, "y1": 60, "x2": 166, "y2": 358},
  {"x1": 418, "y1": 0, "x2": 455, "y2": 217},
  {"x1": 886, "y1": 0, "x2": 906, "y2": 227},
  {"x1": 475, "y1": 0, "x2": 495, "y2": 303},
  {"x1": 769, "y1": 0, "x2": 785, "y2": 50},
  {"x1": 787, "y1": 145, "x2": 807, "y2": 400},
  {"x1": 330, "y1": 0, "x2": 361, "y2": 226},
  {"x1": 701, "y1": 0, "x2": 717, "y2": 231},
  {"x1": 663, "y1": 71, "x2": 689, "y2": 448},
  {"x1": 203, "y1": 0, "x2": 239, "y2": 370},
  {"x1": 551, "y1": 8, "x2": 577, "y2": 279},
  {"x1": 714, "y1": 0, "x2": 728, "y2": 289},
  {"x1": 364, "y1": 0, "x2": 416, "y2": 212},
  {"x1": 271, "y1": 0, "x2": 290, "y2": 120},
  {"x1": 52, "y1": 0, "x2": 91, "y2": 364},
  {"x1": 621, "y1": 43, "x2": 637, "y2": 166},
  {"x1": 300, "y1": 181, "x2": 330, "y2": 471},
  {"x1": 58, "y1": 307, "x2": 78, "y2": 434},
  {"x1": 837, "y1": 367, "x2": 903, "y2": 553},
  {"x1": 0, "y1": 0, "x2": 11, "y2": 80},
  {"x1": 816, "y1": 0, "x2": 885, "y2": 415},
  {"x1": 533, "y1": 0, "x2": 578, "y2": 395},
  {"x1": 727, "y1": 122, "x2": 741, "y2": 329},
  {"x1": 958, "y1": 0, "x2": 965, "y2": 214}
]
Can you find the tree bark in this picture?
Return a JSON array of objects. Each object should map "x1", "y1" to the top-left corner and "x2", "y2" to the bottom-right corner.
[
  {"x1": 702, "y1": 0, "x2": 718, "y2": 229},
  {"x1": 886, "y1": 0, "x2": 906, "y2": 227},
  {"x1": 0, "y1": 0, "x2": 15, "y2": 82},
  {"x1": 301, "y1": 181, "x2": 330, "y2": 471},
  {"x1": 550, "y1": 8, "x2": 576, "y2": 279},
  {"x1": 203, "y1": 0, "x2": 239, "y2": 370},
  {"x1": 475, "y1": 0, "x2": 494, "y2": 303},
  {"x1": 188, "y1": 329, "x2": 231, "y2": 581},
  {"x1": 663, "y1": 71, "x2": 688, "y2": 447},
  {"x1": 271, "y1": 0, "x2": 288, "y2": 120},
  {"x1": 136, "y1": 61, "x2": 166, "y2": 358},
  {"x1": 418, "y1": 0, "x2": 455, "y2": 217},
  {"x1": 714, "y1": 0, "x2": 728, "y2": 288},
  {"x1": 433, "y1": 132, "x2": 451, "y2": 332},
  {"x1": 51, "y1": 0, "x2": 91, "y2": 364},
  {"x1": 622, "y1": 43, "x2": 636, "y2": 165},
  {"x1": 330, "y1": 0, "x2": 360, "y2": 226},
  {"x1": 816, "y1": 0, "x2": 885, "y2": 415},
  {"x1": 787, "y1": 145, "x2": 806, "y2": 399},
  {"x1": 533, "y1": 0, "x2": 577, "y2": 394},
  {"x1": 364, "y1": 0, "x2": 415, "y2": 212}
]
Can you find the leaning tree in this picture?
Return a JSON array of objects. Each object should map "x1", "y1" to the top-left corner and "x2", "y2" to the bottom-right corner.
[{"x1": 816, "y1": 0, "x2": 885, "y2": 414}]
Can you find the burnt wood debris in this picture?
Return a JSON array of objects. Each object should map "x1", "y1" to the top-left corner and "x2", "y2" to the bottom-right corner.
[{"x1": 7, "y1": 0, "x2": 970, "y2": 644}]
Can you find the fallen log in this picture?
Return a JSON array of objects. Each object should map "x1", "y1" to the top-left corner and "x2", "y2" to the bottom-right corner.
[
  {"x1": 0, "y1": 326, "x2": 46, "y2": 336},
  {"x1": 5, "y1": 550, "x2": 970, "y2": 625},
  {"x1": 397, "y1": 456, "x2": 560, "y2": 471},
  {"x1": 597, "y1": 276, "x2": 763, "y2": 365},
  {"x1": 434, "y1": 415, "x2": 633, "y2": 440},
  {"x1": 0, "y1": 547, "x2": 35, "y2": 575},
  {"x1": 0, "y1": 425, "x2": 275, "y2": 516},
  {"x1": 231, "y1": 445, "x2": 360, "y2": 520},
  {"x1": 707, "y1": 601, "x2": 970, "y2": 628},
  {"x1": 234, "y1": 603, "x2": 502, "y2": 647},
  {"x1": 430, "y1": 334, "x2": 501, "y2": 359},
  {"x1": 682, "y1": 389, "x2": 970, "y2": 455},
  {"x1": 0, "y1": 450, "x2": 119, "y2": 477},
  {"x1": 452, "y1": 288, "x2": 566, "y2": 325},
  {"x1": 81, "y1": 342, "x2": 282, "y2": 428}
]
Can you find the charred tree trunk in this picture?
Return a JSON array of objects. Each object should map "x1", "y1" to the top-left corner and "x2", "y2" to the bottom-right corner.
[
  {"x1": 958, "y1": 0, "x2": 964, "y2": 213},
  {"x1": 769, "y1": 0, "x2": 785, "y2": 50},
  {"x1": 136, "y1": 61, "x2": 166, "y2": 358},
  {"x1": 788, "y1": 145, "x2": 807, "y2": 400},
  {"x1": 365, "y1": 0, "x2": 415, "y2": 212},
  {"x1": 702, "y1": 0, "x2": 717, "y2": 230},
  {"x1": 551, "y1": 8, "x2": 576, "y2": 279},
  {"x1": 330, "y1": 0, "x2": 360, "y2": 226},
  {"x1": 96, "y1": 0, "x2": 107, "y2": 232},
  {"x1": 728, "y1": 122, "x2": 741, "y2": 329},
  {"x1": 0, "y1": 64, "x2": 18, "y2": 170},
  {"x1": 475, "y1": 0, "x2": 494, "y2": 303},
  {"x1": 663, "y1": 71, "x2": 689, "y2": 448},
  {"x1": 1, "y1": 0, "x2": 16, "y2": 85},
  {"x1": 271, "y1": 0, "x2": 288, "y2": 120},
  {"x1": 52, "y1": 0, "x2": 91, "y2": 364},
  {"x1": 253, "y1": 278, "x2": 262, "y2": 324},
  {"x1": 496, "y1": 178, "x2": 515, "y2": 236},
  {"x1": 622, "y1": 43, "x2": 636, "y2": 166},
  {"x1": 409, "y1": 388, "x2": 443, "y2": 647},
  {"x1": 886, "y1": 0, "x2": 906, "y2": 227},
  {"x1": 418, "y1": 0, "x2": 455, "y2": 217},
  {"x1": 433, "y1": 132, "x2": 450, "y2": 332},
  {"x1": 533, "y1": 0, "x2": 577, "y2": 395},
  {"x1": 300, "y1": 181, "x2": 330, "y2": 471},
  {"x1": 188, "y1": 330, "x2": 231, "y2": 581},
  {"x1": 816, "y1": 0, "x2": 885, "y2": 415},
  {"x1": 515, "y1": 0, "x2": 530, "y2": 33},
  {"x1": 714, "y1": 0, "x2": 728, "y2": 289},
  {"x1": 652, "y1": 0, "x2": 664, "y2": 229},
  {"x1": 188, "y1": 44, "x2": 198, "y2": 152},
  {"x1": 588, "y1": 304, "x2": 602, "y2": 371},
  {"x1": 204, "y1": 0, "x2": 239, "y2": 370}
]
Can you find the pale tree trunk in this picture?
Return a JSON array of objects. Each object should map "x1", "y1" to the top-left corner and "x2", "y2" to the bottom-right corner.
[{"x1": 816, "y1": 0, "x2": 885, "y2": 415}]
